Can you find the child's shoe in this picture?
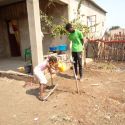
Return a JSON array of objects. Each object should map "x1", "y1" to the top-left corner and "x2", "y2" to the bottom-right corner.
[{"x1": 38, "y1": 96, "x2": 45, "y2": 101}]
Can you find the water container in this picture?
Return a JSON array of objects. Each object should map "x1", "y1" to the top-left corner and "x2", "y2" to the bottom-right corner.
[{"x1": 58, "y1": 44, "x2": 67, "y2": 51}]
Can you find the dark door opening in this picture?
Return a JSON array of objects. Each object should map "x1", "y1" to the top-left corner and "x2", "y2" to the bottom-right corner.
[{"x1": 7, "y1": 20, "x2": 21, "y2": 57}]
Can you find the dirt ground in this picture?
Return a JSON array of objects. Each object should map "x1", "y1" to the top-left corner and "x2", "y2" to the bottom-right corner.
[{"x1": 0, "y1": 61, "x2": 125, "y2": 125}]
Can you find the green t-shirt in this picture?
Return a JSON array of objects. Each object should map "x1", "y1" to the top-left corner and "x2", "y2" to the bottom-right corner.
[{"x1": 68, "y1": 29, "x2": 84, "y2": 52}]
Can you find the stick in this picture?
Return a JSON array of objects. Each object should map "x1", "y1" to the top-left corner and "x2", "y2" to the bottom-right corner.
[
  {"x1": 122, "y1": 44, "x2": 125, "y2": 61},
  {"x1": 44, "y1": 84, "x2": 58, "y2": 100},
  {"x1": 50, "y1": 74, "x2": 53, "y2": 86},
  {"x1": 83, "y1": 43, "x2": 87, "y2": 66},
  {"x1": 72, "y1": 62, "x2": 80, "y2": 94}
]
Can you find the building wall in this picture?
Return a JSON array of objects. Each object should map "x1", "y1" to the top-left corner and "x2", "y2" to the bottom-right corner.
[
  {"x1": 0, "y1": 19, "x2": 11, "y2": 57},
  {"x1": 83, "y1": 0, "x2": 106, "y2": 38},
  {"x1": 0, "y1": 2, "x2": 30, "y2": 58},
  {"x1": 39, "y1": 0, "x2": 69, "y2": 55},
  {"x1": 0, "y1": 0, "x2": 69, "y2": 57},
  {"x1": 104, "y1": 28, "x2": 125, "y2": 40},
  {"x1": 0, "y1": 20, "x2": 6, "y2": 57},
  {"x1": 39, "y1": 0, "x2": 106, "y2": 55},
  {"x1": 68, "y1": 0, "x2": 106, "y2": 38},
  {"x1": 109, "y1": 28, "x2": 125, "y2": 36},
  {"x1": 19, "y1": 17, "x2": 30, "y2": 58},
  {"x1": 0, "y1": 0, "x2": 106, "y2": 59}
]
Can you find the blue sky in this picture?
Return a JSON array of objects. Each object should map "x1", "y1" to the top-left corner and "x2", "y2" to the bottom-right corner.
[{"x1": 96, "y1": 0, "x2": 125, "y2": 28}]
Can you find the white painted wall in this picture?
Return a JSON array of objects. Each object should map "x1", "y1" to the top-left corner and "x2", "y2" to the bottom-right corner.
[
  {"x1": 27, "y1": 0, "x2": 44, "y2": 67},
  {"x1": 68, "y1": 0, "x2": 106, "y2": 38}
]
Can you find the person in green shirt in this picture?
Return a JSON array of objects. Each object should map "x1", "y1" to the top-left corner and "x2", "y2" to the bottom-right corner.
[{"x1": 65, "y1": 23, "x2": 84, "y2": 82}]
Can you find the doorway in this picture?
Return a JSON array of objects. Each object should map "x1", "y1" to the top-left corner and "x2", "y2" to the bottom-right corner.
[{"x1": 7, "y1": 20, "x2": 21, "y2": 57}]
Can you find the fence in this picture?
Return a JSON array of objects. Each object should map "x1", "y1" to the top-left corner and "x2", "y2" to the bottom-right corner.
[{"x1": 87, "y1": 40, "x2": 125, "y2": 61}]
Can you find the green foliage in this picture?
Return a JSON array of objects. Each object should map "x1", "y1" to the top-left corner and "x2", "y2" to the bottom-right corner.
[
  {"x1": 72, "y1": 22, "x2": 90, "y2": 35},
  {"x1": 40, "y1": 0, "x2": 90, "y2": 37},
  {"x1": 40, "y1": 10, "x2": 90, "y2": 37},
  {"x1": 51, "y1": 24, "x2": 67, "y2": 37},
  {"x1": 40, "y1": 10, "x2": 53, "y2": 32},
  {"x1": 109, "y1": 26, "x2": 120, "y2": 31}
]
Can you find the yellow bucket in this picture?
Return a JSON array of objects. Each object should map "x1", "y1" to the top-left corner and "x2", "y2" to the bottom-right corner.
[
  {"x1": 58, "y1": 61, "x2": 66, "y2": 72},
  {"x1": 18, "y1": 67, "x2": 25, "y2": 73}
]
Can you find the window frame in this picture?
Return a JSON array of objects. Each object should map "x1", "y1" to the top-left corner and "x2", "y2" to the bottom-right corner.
[{"x1": 87, "y1": 15, "x2": 96, "y2": 33}]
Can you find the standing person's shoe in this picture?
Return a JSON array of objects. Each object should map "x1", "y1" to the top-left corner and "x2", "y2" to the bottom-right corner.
[{"x1": 80, "y1": 77, "x2": 84, "y2": 82}]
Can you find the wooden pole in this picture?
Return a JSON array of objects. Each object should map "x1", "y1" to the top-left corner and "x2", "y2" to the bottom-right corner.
[
  {"x1": 83, "y1": 43, "x2": 87, "y2": 67},
  {"x1": 72, "y1": 63, "x2": 80, "y2": 94},
  {"x1": 44, "y1": 84, "x2": 58, "y2": 101},
  {"x1": 103, "y1": 42, "x2": 105, "y2": 60},
  {"x1": 50, "y1": 74, "x2": 53, "y2": 86},
  {"x1": 122, "y1": 44, "x2": 125, "y2": 61},
  {"x1": 116, "y1": 43, "x2": 119, "y2": 62}
]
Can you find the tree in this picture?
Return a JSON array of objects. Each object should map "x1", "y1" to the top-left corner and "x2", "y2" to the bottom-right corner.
[
  {"x1": 109, "y1": 26, "x2": 120, "y2": 31},
  {"x1": 40, "y1": 0, "x2": 89, "y2": 37}
]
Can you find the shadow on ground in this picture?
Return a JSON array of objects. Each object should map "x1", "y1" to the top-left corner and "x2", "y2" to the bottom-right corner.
[
  {"x1": 26, "y1": 88, "x2": 39, "y2": 97},
  {"x1": 26, "y1": 85, "x2": 55, "y2": 98},
  {"x1": 57, "y1": 73, "x2": 74, "y2": 80}
]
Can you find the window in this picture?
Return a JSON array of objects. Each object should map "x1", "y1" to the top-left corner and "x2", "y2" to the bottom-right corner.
[{"x1": 87, "y1": 15, "x2": 96, "y2": 33}]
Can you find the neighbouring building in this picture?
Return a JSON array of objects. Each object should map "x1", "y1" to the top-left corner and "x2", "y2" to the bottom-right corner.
[
  {"x1": 0, "y1": 0, "x2": 106, "y2": 68},
  {"x1": 106, "y1": 28, "x2": 125, "y2": 40}
]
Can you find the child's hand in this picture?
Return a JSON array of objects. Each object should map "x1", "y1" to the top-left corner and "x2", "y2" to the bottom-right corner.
[
  {"x1": 50, "y1": 68, "x2": 57, "y2": 74},
  {"x1": 51, "y1": 69, "x2": 56, "y2": 74},
  {"x1": 57, "y1": 62, "x2": 66, "y2": 72}
]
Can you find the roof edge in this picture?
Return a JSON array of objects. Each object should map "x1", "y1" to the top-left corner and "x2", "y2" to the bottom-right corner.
[{"x1": 88, "y1": 0, "x2": 107, "y2": 13}]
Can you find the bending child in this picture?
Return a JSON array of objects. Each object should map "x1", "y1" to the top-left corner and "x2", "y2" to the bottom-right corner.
[{"x1": 34, "y1": 56, "x2": 58, "y2": 101}]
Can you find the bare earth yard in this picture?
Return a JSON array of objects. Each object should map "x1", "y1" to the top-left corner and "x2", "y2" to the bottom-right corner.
[{"x1": 0, "y1": 62, "x2": 125, "y2": 125}]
